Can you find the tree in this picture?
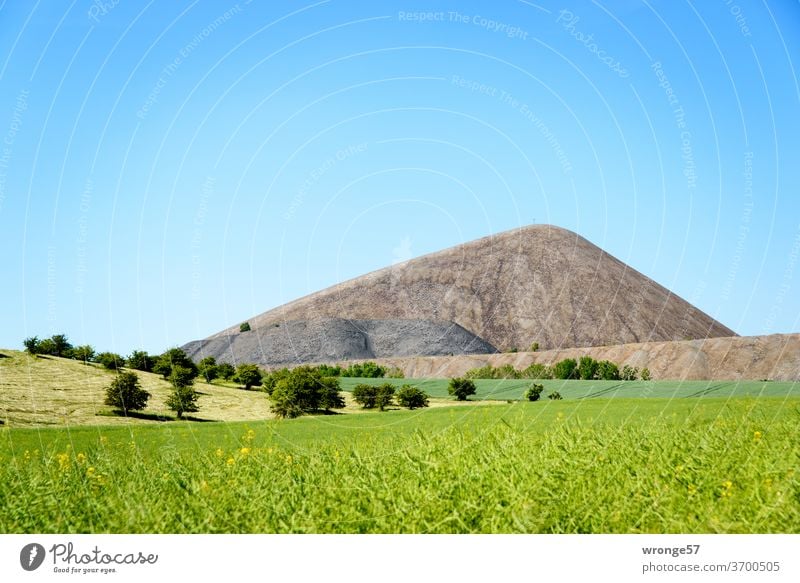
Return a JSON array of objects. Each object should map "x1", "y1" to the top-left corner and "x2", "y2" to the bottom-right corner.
[
  {"x1": 198, "y1": 356, "x2": 219, "y2": 382},
  {"x1": 352, "y1": 384, "x2": 378, "y2": 408},
  {"x1": 595, "y1": 360, "x2": 620, "y2": 381},
  {"x1": 396, "y1": 385, "x2": 429, "y2": 409},
  {"x1": 524, "y1": 383, "x2": 544, "y2": 401},
  {"x1": 165, "y1": 365, "x2": 199, "y2": 419},
  {"x1": 641, "y1": 368, "x2": 652, "y2": 381},
  {"x1": 375, "y1": 383, "x2": 396, "y2": 411},
  {"x1": 448, "y1": 377, "x2": 476, "y2": 401},
  {"x1": 521, "y1": 363, "x2": 552, "y2": 379},
  {"x1": 96, "y1": 352, "x2": 125, "y2": 370},
  {"x1": 23, "y1": 336, "x2": 40, "y2": 355},
  {"x1": 269, "y1": 367, "x2": 345, "y2": 418},
  {"x1": 529, "y1": 342, "x2": 540, "y2": 352},
  {"x1": 240, "y1": 322, "x2": 251, "y2": 332},
  {"x1": 234, "y1": 363, "x2": 263, "y2": 390},
  {"x1": 217, "y1": 362, "x2": 236, "y2": 380},
  {"x1": 552, "y1": 358, "x2": 578, "y2": 380},
  {"x1": 37, "y1": 338, "x2": 56, "y2": 356},
  {"x1": 104, "y1": 371, "x2": 150, "y2": 414},
  {"x1": 621, "y1": 365, "x2": 639, "y2": 381},
  {"x1": 547, "y1": 391, "x2": 563, "y2": 400},
  {"x1": 578, "y1": 356, "x2": 598, "y2": 380},
  {"x1": 262, "y1": 367, "x2": 291, "y2": 395},
  {"x1": 127, "y1": 350, "x2": 154, "y2": 372},
  {"x1": 50, "y1": 334, "x2": 73, "y2": 358},
  {"x1": 153, "y1": 348, "x2": 197, "y2": 379},
  {"x1": 72, "y1": 345, "x2": 95, "y2": 365},
  {"x1": 385, "y1": 366, "x2": 405, "y2": 379},
  {"x1": 494, "y1": 364, "x2": 520, "y2": 379},
  {"x1": 343, "y1": 361, "x2": 385, "y2": 378}
]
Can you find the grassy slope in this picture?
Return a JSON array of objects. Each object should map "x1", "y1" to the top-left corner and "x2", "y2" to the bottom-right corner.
[
  {"x1": 1, "y1": 397, "x2": 798, "y2": 533},
  {"x1": 339, "y1": 376, "x2": 800, "y2": 400}
]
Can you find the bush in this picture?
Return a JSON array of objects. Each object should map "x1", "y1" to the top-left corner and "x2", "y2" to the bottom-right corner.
[
  {"x1": 641, "y1": 367, "x2": 651, "y2": 381},
  {"x1": 240, "y1": 322, "x2": 251, "y2": 332},
  {"x1": 495, "y1": 364, "x2": 521, "y2": 379},
  {"x1": 547, "y1": 391, "x2": 563, "y2": 400},
  {"x1": 104, "y1": 371, "x2": 150, "y2": 413},
  {"x1": 316, "y1": 364, "x2": 342, "y2": 377},
  {"x1": 529, "y1": 342, "x2": 539, "y2": 352},
  {"x1": 96, "y1": 352, "x2": 125, "y2": 370},
  {"x1": 520, "y1": 363, "x2": 552, "y2": 379},
  {"x1": 448, "y1": 377, "x2": 476, "y2": 401},
  {"x1": 595, "y1": 360, "x2": 620, "y2": 381},
  {"x1": 524, "y1": 383, "x2": 544, "y2": 402},
  {"x1": 217, "y1": 362, "x2": 236, "y2": 380},
  {"x1": 234, "y1": 364, "x2": 263, "y2": 390},
  {"x1": 465, "y1": 365, "x2": 496, "y2": 379},
  {"x1": 621, "y1": 365, "x2": 639, "y2": 381},
  {"x1": 343, "y1": 361, "x2": 385, "y2": 378},
  {"x1": 552, "y1": 358, "x2": 578, "y2": 380},
  {"x1": 127, "y1": 350, "x2": 154, "y2": 372},
  {"x1": 396, "y1": 385, "x2": 429, "y2": 409},
  {"x1": 270, "y1": 366, "x2": 345, "y2": 418},
  {"x1": 72, "y1": 345, "x2": 95, "y2": 365},
  {"x1": 385, "y1": 366, "x2": 405, "y2": 379},
  {"x1": 198, "y1": 356, "x2": 218, "y2": 382},
  {"x1": 23, "y1": 336, "x2": 40, "y2": 355},
  {"x1": 578, "y1": 356, "x2": 598, "y2": 380}
]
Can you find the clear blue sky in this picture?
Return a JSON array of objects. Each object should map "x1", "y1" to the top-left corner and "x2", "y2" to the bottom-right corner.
[{"x1": 1, "y1": 0, "x2": 799, "y2": 355}]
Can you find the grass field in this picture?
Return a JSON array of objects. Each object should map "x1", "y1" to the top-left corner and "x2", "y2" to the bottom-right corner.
[
  {"x1": 1, "y1": 396, "x2": 798, "y2": 533},
  {"x1": 338, "y1": 376, "x2": 800, "y2": 400}
]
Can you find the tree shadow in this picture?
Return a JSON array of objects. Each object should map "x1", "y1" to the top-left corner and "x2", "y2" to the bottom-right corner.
[
  {"x1": 99, "y1": 410, "x2": 174, "y2": 422},
  {"x1": 0, "y1": 353, "x2": 9, "y2": 359},
  {"x1": 182, "y1": 416, "x2": 217, "y2": 422}
]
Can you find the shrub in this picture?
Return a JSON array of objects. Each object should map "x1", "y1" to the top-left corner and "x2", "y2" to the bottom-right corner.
[
  {"x1": 240, "y1": 322, "x2": 251, "y2": 332},
  {"x1": 127, "y1": 350, "x2": 154, "y2": 372},
  {"x1": 217, "y1": 362, "x2": 236, "y2": 380},
  {"x1": 621, "y1": 365, "x2": 639, "y2": 381},
  {"x1": 552, "y1": 358, "x2": 578, "y2": 380},
  {"x1": 448, "y1": 377, "x2": 476, "y2": 401},
  {"x1": 520, "y1": 363, "x2": 552, "y2": 379},
  {"x1": 529, "y1": 342, "x2": 539, "y2": 352},
  {"x1": 547, "y1": 391, "x2": 563, "y2": 400},
  {"x1": 578, "y1": 356, "x2": 598, "y2": 380},
  {"x1": 641, "y1": 367, "x2": 652, "y2": 381},
  {"x1": 595, "y1": 360, "x2": 620, "y2": 381},
  {"x1": 96, "y1": 352, "x2": 125, "y2": 370},
  {"x1": 316, "y1": 364, "x2": 342, "y2": 377},
  {"x1": 524, "y1": 383, "x2": 544, "y2": 401},
  {"x1": 343, "y1": 361, "x2": 385, "y2": 378},
  {"x1": 234, "y1": 363, "x2": 263, "y2": 390},
  {"x1": 270, "y1": 366, "x2": 345, "y2": 418},
  {"x1": 385, "y1": 366, "x2": 405, "y2": 379},
  {"x1": 72, "y1": 345, "x2": 95, "y2": 365},
  {"x1": 165, "y1": 365, "x2": 199, "y2": 419},
  {"x1": 396, "y1": 385, "x2": 429, "y2": 409},
  {"x1": 198, "y1": 356, "x2": 218, "y2": 382},
  {"x1": 104, "y1": 371, "x2": 150, "y2": 413},
  {"x1": 465, "y1": 365, "x2": 496, "y2": 379},
  {"x1": 495, "y1": 364, "x2": 521, "y2": 379}
]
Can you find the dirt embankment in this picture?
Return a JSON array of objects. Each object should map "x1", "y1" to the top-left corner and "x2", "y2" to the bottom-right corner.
[{"x1": 362, "y1": 334, "x2": 800, "y2": 381}]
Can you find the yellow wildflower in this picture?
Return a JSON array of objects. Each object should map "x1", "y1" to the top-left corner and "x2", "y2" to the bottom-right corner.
[
  {"x1": 215, "y1": 448, "x2": 224, "y2": 458},
  {"x1": 76, "y1": 452, "x2": 86, "y2": 464},
  {"x1": 753, "y1": 431, "x2": 762, "y2": 441},
  {"x1": 239, "y1": 447, "x2": 251, "y2": 456},
  {"x1": 99, "y1": 436, "x2": 108, "y2": 444},
  {"x1": 56, "y1": 452, "x2": 70, "y2": 471},
  {"x1": 285, "y1": 455, "x2": 293, "y2": 465}
]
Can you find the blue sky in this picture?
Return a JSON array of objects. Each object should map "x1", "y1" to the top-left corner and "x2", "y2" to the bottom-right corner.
[{"x1": 1, "y1": 0, "x2": 799, "y2": 355}]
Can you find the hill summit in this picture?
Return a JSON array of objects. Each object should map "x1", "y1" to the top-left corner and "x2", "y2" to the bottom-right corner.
[{"x1": 185, "y1": 225, "x2": 734, "y2": 365}]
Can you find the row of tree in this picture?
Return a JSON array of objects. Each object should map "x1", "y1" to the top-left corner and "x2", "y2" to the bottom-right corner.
[
  {"x1": 465, "y1": 357, "x2": 651, "y2": 381},
  {"x1": 351, "y1": 383, "x2": 429, "y2": 410}
]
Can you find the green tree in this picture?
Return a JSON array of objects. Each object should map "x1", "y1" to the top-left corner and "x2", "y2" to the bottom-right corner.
[
  {"x1": 494, "y1": 364, "x2": 520, "y2": 379},
  {"x1": 448, "y1": 377, "x2": 477, "y2": 401},
  {"x1": 127, "y1": 350, "x2": 154, "y2": 372},
  {"x1": 396, "y1": 385, "x2": 429, "y2": 409},
  {"x1": 153, "y1": 348, "x2": 197, "y2": 379},
  {"x1": 23, "y1": 336, "x2": 40, "y2": 355},
  {"x1": 50, "y1": 334, "x2": 73, "y2": 358},
  {"x1": 317, "y1": 376, "x2": 345, "y2": 411},
  {"x1": 234, "y1": 363, "x2": 263, "y2": 390},
  {"x1": 104, "y1": 371, "x2": 150, "y2": 414},
  {"x1": 72, "y1": 345, "x2": 95, "y2": 365},
  {"x1": 621, "y1": 365, "x2": 639, "y2": 381},
  {"x1": 578, "y1": 356, "x2": 598, "y2": 380},
  {"x1": 165, "y1": 365, "x2": 199, "y2": 419},
  {"x1": 240, "y1": 322, "x2": 251, "y2": 332},
  {"x1": 375, "y1": 383, "x2": 395, "y2": 411},
  {"x1": 217, "y1": 362, "x2": 236, "y2": 380},
  {"x1": 37, "y1": 338, "x2": 56, "y2": 356},
  {"x1": 197, "y1": 356, "x2": 219, "y2": 382},
  {"x1": 641, "y1": 367, "x2": 652, "y2": 381},
  {"x1": 96, "y1": 352, "x2": 125, "y2": 370},
  {"x1": 262, "y1": 367, "x2": 291, "y2": 395},
  {"x1": 520, "y1": 363, "x2": 552, "y2": 379},
  {"x1": 596, "y1": 360, "x2": 620, "y2": 381},
  {"x1": 552, "y1": 358, "x2": 578, "y2": 380},
  {"x1": 547, "y1": 391, "x2": 563, "y2": 400},
  {"x1": 352, "y1": 384, "x2": 377, "y2": 408},
  {"x1": 524, "y1": 383, "x2": 544, "y2": 401},
  {"x1": 269, "y1": 367, "x2": 345, "y2": 418}
]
